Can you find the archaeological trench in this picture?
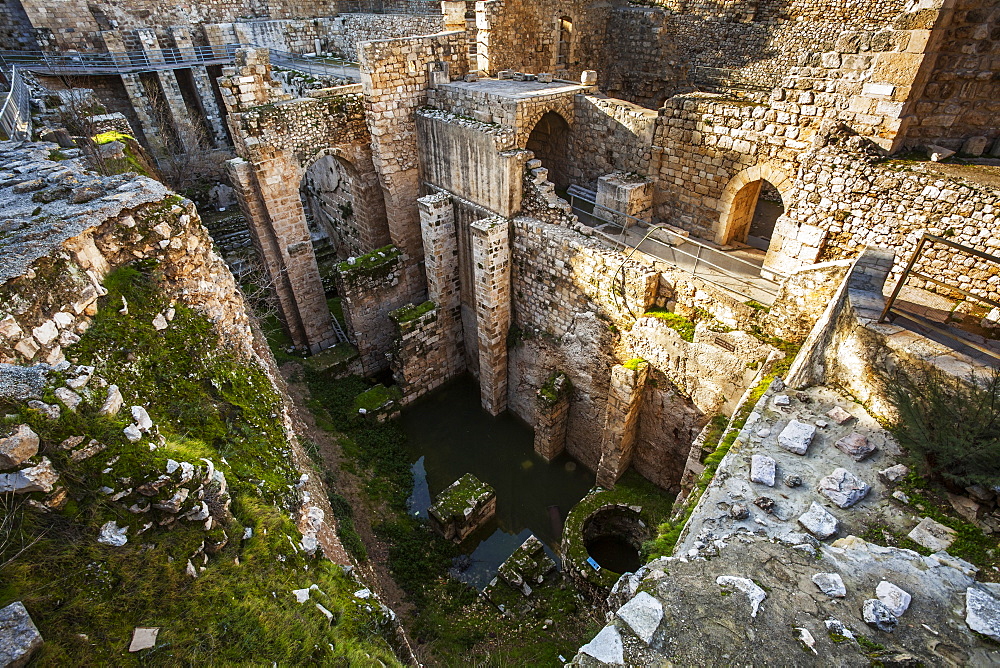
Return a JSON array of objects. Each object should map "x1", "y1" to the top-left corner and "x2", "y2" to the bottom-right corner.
[{"x1": 2, "y1": 0, "x2": 1000, "y2": 664}]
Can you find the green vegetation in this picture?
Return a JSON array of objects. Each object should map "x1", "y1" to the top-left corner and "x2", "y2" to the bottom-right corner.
[
  {"x1": 89, "y1": 131, "x2": 154, "y2": 178},
  {"x1": 47, "y1": 149, "x2": 68, "y2": 161},
  {"x1": 353, "y1": 384, "x2": 402, "y2": 414},
  {"x1": 744, "y1": 299, "x2": 770, "y2": 313},
  {"x1": 622, "y1": 357, "x2": 647, "y2": 371},
  {"x1": 390, "y1": 300, "x2": 436, "y2": 325},
  {"x1": 429, "y1": 474, "x2": 493, "y2": 519},
  {"x1": 888, "y1": 369, "x2": 1000, "y2": 489},
  {"x1": 0, "y1": 264, "x2": 399, "y2": 665},
  {"x1": 336, "y1": 245, "x2": 402, "y2": 281},
  {"x1": 538, "y1": 371, "x2": 571, "y2": 405},
  {"x1": 643, "y1": 306, "x2": 695, "y2": 342}
]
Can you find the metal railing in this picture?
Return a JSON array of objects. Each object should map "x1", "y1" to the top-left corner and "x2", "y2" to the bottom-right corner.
[
  {"x1": 879, "y1": 233, "x2": 1000, "y2": 361},
  {"x1": 567, "y1": 189, "x2": 784, "y2": 306},
  {"x1": 0, "y1": 66, "x2": 31, "y2": 141},
  {"x1": 0, "y1": 45, "x2": 360, "y2": 81},
  {"x1": 335, "y1": 0, "x2": 441, "y2": 14}
]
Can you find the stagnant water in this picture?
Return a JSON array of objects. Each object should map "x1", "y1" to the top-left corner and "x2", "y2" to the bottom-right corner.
[{"x1": 401, "y1": 374, "x2": 594, "y2": 589}]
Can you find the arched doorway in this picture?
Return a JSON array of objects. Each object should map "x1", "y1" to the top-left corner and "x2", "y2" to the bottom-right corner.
[
  {"x1": 716, "y1": 165, "x2": 791, "y2": 249},
  {"x1": 301, "y1": 153, "x2": 361, "y2": 262},
  {"x1": 526, "y1": 111, "x2": 570, "y2": 190}
]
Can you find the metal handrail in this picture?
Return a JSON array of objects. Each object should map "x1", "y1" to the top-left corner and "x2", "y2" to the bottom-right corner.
[
  {"x1": 0, "y1": 66, "x2": 31, "y2": 141},
  {"x1": 879, "y1": 232, "x2": 1000, "y2": 361}
]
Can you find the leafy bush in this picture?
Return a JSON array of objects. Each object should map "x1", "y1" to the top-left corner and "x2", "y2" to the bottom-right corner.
[{"x1": 889, "y1": 369, "x2": 1000, "y2": 489}]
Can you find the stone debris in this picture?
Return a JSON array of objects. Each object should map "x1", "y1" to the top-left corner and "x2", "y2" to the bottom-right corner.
[
  {"x1": 0, "y1": 425, "x2": 39, "y2": 470},
  {"x1": 97, "y1": 520, "x2": 128, "y2": 547},
  {"x1": 292, "y1": 588, "x2": 311, "y2": 603},
  {"x1": 716, "y1": 576, "x2": 766, "y2": 617},
  {"x1": 69, "y1": 439, "x2": 105, "y2": 462},
  {"x1": 128, "y1": 627, "x2": 159, "y2": 652},
  {"x1": 812, "y1": 572, "x2": 846, "y2": 598},
  {"x1": 876, "y1": 581, "x2": 911, "y2": 617},
  {"x1": 926, "y1": 143, "x2": 955, "y2": 162},
  {"x1": 773, "y1": 394, "x2": 791, "y2": 407},
  {"x1": 53, "y1": 386, "x2": 81, "y2": 411},
  {"x1": 777, "y1": 420, "x2": 815, "y2": 455},
  {"x1": 97, "y1": 384, "x2": 123, "y2": 416},
  {"x1": 152, "y1": 313, "x2": 168, "y2": 331},
  {"x1": 579, "y1": 624, "x2": 624, "y2": 664},
  {"x1": 794, "y1": 627, "x2": 817, "y2": 654},
  {"x1": 749, "y1": 454, "x2": 776, "y2": 486},
  {"x1": 966, "y1": 583, "x2": 1000, "y2": 641},
  {"x1": 798, "y1": 502, "x2": 839, "y2": 539},
  {"x1": 826, "y1": 406, "x2": 854, "y2": 424},
  {"x1": 729, "y1": 503, "x2": 749, "y2": 520},
  {"x1": 0, "y1": 601, "x2": 43, "y2": 667},
  {"x1": 132, "y1": 406, "x2": 154, "y2": 432},
  {"x1": 879, "y1": 464, "x2": 909, "y2": 484},
  {"x1": 907, "y1": 517, "x2": 957, "y2": 552},
  {"x1": 783, "y1": 474, "x2": 803, "y2": 488},
  {"x1": 863, "y1": 598, "x2": 898, "y2": 632},
  {"x1": 834, "y1": 432, "x2": 876, "y2": 461},
  {"x1": 753, "y1": 496, "x2": 775, "y2": 514},
  {"x1": 615, "y1": 591, "x2": 663, "y2": 644},
  {"x1": 818, "y1": 468, "x2": 870, "y2": 508},
  {"x1": 27, "y1": 400, "x2": 59, "y2": 420},
  {"x1": 824, "y1": 618, "x2": 855, "y2": 640},
  {"x1": 0, "y1": 458, "x2": 59, "y2": 493},
  {"x1": 316, "y1": 604, "x2": 334, "y2": 622},
  {"x1": 124, "y1": 424, "x2": 142, "y2": 442}
]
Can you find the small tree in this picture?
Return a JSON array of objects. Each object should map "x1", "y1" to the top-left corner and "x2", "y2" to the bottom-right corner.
[{"x1": 889, "y1": 368, "x2": 1000, "y2": 489}]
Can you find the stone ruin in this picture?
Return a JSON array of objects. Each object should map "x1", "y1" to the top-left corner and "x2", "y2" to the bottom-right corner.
[{"x1": 428, "y1": 473, "x2": 496, "y2": 542}]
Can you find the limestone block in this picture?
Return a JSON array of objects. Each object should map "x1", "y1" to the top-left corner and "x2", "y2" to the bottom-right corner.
[
  {"x1": 0, "y1": 601, "x2": 42, "y2": 668},
  {"x1": 616, "y1": 591, "x2": 663, "y2": 644},
  {"x1": 778, "y1": 420, "x2": 816, "y2": 455},
  {"x1": 750, "y1": 454, "x2": 776, "y2": 487},
  {"x1": 962, "y1": 136, "x2": 989, "y2": 157},
  {"x1": 812, "y1": 572, "x2": 846, "y2": 597},
  {"x1": 818, "y1": 468, "x2": 870, "y2": 508},
  {"x1": 863, "y1": 599, "x2": 898, "y2": 631},
  {"x1": 798, "y1": 501, "x2": 839, "y2": 539},
  {"x1": 0, "y1": 458, "x2": 58, "y2": 494},
  {"x1": 876, "y1": 581, "x2": 911, "y2": 617},
  {"x1": 834, "y1": 432, "x2": 876, "y2": 461},
  {"x1": 907, "y1": 516, "x2": 956, "y2": 552},
  {"x1": 0, "y1": 425, "x2": 39, "y2": 470},
  {"x1": 428, "y1": 473, "x2": 496, "y2": 542},
  {"x1": 966, "y1": 583, "x2": 1000, "y2": 641}
]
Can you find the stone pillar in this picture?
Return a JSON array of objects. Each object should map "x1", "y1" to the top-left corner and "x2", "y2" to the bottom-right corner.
[
  {"x1": 471, "y1": 216, "x2": 511, "y2": 416},
  {"x1": 419, "y1": 193, "x2": 461, "y2": 325},
  {"x1": 474, "y1": 1, "x2": 491, "y2": 73},
  {"x1": 134, "y1": 29, "x2": 200, "y2": 151},
  {"x1": 596, "y1": 360, "x2": 648, "y2": 487},
  {"x1": 534, "y1": 372, "x2": 571, "y2": 461},
  {"x1": 595, "y1": 173, "x2": 654, "y2": 228},
  {"x1": 227, "y1": 156, "x2": 338, "y2": 354},
  {"x1": 170, "y1": 27, "x2": 229, "y2": 148},
  {"x1": 441, "y1": 1, "x2": 466, "y2": 32}
]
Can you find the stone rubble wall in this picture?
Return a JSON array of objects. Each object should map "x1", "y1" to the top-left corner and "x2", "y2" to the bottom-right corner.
[
  {"x1": 329, "y1": 13, "x2": 444, "y2": 61},
  {"x1": 567, "y1": 95, "x2": 657, "y2": 189}
]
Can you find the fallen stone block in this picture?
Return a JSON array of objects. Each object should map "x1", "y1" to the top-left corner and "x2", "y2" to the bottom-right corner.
[
  {"x1": 926, "y1": 143, "x2": 955, "y2": 161},
  {"x1": 0, "y1": 425, "x2": 39, "y2": 470},
  {"x1": 863, "y1": 598, "x2": 898, "y2": 632},
  {"x1": 0, "y1": 601, "x2": 43, "y2": 667},
  {"x1": 907, "y1": 516, "x2": 956, "y2": 552},
  {"x1": 579, "y1": 625, "x2": 623, "y2": 664},
  {"x1": 879, "y1": 464, "x2": 909, "y2": 484},
  {"x1": 798, "y1": 502, "x2": 839, "y2": 539},
  {"x1": 98, "y1": 384, "x2": 123, "y2": 416},
  {"x1": 0, "y1": 458, "x2": 58, "y2": 494},
  {"x1": 97, "y1": 520, "x2": 128, "y2": 547},
  {"x1": 876, "y1": 581, "x2": 911, "y2": 617},
  {"x1": 812, "y1": 572, "x2": 846, "y2": 598},
  {"x1": 966, "y1": 583, "x2": 1000, "y2": 641},
  {"x1": 615, "y1": 591, "x2": 663, "y2": 644},
  {"x1": 749, "y1": 454, "x2": 776, "y2": 486},
  {"x1": 778, "y1": 420, "x2": 816, "y2": 455},
  {"x1": 716, "y1": 576, "x2": 766, "y2": 617},
  {"x1": 835, "y1": 432, "x2": 876, "y2": 461},
  {"x1": 128, "y1": 627, "x2": 159, "y2": 652},
  {"x1": 818, "y1": 468, "x2": 870, "y2": 508},
  {"x1": 826, "y1": 406, "x2": 854, "y2": 424},
  {"x1": 428, "y1": 473, "x2": 496, "y2": 542}
]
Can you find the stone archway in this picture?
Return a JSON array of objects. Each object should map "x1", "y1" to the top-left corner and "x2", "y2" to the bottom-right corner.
[
  {"x1": 715, "y1": 164, "x2": 792, "y2": 247},
  {"x1": 526, "y1": 110, "x2": 571, "y2": 190}
]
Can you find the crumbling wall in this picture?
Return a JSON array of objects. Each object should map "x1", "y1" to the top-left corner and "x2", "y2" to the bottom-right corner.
[
  {"x1": 567, "y1": 95, "x2": 657, "y2": 189},
  {"x1": 329, "y1": 13, "x2": 444, "y2": 60}
]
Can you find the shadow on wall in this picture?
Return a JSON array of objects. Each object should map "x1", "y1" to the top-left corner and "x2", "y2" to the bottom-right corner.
[{"x1": 526, "y1": 110, "x2": 571, "y2": 190}]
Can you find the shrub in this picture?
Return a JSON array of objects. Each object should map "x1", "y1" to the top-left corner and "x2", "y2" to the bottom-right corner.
[{"x1": 889, "y1": 369, "x2": 1000, "y2": 489}]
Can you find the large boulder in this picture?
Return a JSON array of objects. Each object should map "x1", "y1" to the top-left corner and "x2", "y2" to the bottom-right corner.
[{"x1": 0, "y1": 601, "x2": 43, "y2": 667}]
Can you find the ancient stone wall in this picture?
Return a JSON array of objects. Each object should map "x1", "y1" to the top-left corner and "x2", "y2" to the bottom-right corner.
[
  {"x1": 773, "y1": 145, "x2": 1000, "y2": 301},
  {"x1": 329, "y1": 13, "x2": 444, "y2": 60},
  {"x1": 0, "y1": 0, "x2": 39, "y2": 49},
  {"x1": 906, "y1": 0, "x2": 1000, "y2": 151},
  {"x1": 566, "y1": 95, "x2": 657, "y2": 189}
]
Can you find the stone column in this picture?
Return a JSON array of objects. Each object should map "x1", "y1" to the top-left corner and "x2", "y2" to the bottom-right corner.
[
  {"x1": 117, "y1": 73, "x2": 168, "y2": 156},
  {"x1": 419, "y1": 193, "x2": 461, "y2": 326},
  {"x1": 135, "y1": 28, "x2": 201, "y2": 151},
  {"x1": 534, "y1": 372, "x2": 571, "y2": 461},
  {"x1": 170, "y1": 27, "x2": 229, "y2": 148},
  {"x1": 595, "y1": 173, "x2": 654, "y2": 228},
  {"x1": 471, "y1": 216, "x2": 511, "y2": 416},
  {"x1": 596, "y1": 360, "x2": 648, "y2": 487},
  {"x1": 441, "y1": 1, "x2": 466, "y2": 32},
  {"x1": 474, "y1": 1, "x2": 492, "y2": 73}
]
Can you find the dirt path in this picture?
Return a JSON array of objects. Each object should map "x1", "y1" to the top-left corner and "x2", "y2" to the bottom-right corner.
[{"x1": 279, "y1": 363, "x2": 421, "y2": 661}]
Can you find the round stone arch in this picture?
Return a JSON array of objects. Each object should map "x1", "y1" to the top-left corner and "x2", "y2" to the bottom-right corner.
[
  {"x1": 524, "y1": 109, "x2": 572, "y2": 189},
  {"x1": 714, "y1": 163, "x2": 793, "y2": 246}
]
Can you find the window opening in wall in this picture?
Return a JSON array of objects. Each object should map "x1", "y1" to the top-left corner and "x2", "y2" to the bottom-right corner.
[{"x1": 557, "y1": 17, "x2": 572, "y2": 69}]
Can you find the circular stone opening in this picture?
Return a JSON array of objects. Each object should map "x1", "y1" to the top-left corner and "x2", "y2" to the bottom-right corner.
[{"x1": 582, "y1": 506, "x2": 648, "y2": 575}]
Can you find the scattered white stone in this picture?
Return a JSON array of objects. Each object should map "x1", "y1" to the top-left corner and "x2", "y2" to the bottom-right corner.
[
  {"x1": 579, "y1": 624, "x2": 624, "y2": 664},
  {"x1": 826, "y1": 406, "x2": 854, "y2": 424},
  {"x1": 0, "y1": 425, "x2": 39, "y2": 470},
  {"x1": 892, "y1": 490, "x2": 910, "y2": 504},
  {"x1": 716, "y1": 576, "x2": 766, "y2": 617},
  {"x1": 97, "y1": 520, "x2": 128, "y2": 547},
  {"x1": 798, "y1": 502, "x2": 839, "y2": 539},
  {"x1": 316, "y1": 604, "x2": 334, "y2": 622},
  {"x1": 0, "y1": 601, "x2": 43, "y2": 667},
  {"x1": 756, "y1": 428, "x2": 771, "y2": 438},
  {"x1": 615, "y1": 591, "x2": 663, "y2": 644},
  {"x1": 834, "y1": 432, "x2": 876, "y2": 461},
  {"x1": 0, "y1": 458, "x2": 59, "y2": 494},
  {"x1": 53, "y1": 387, "x2": 81, "y2": 412},
  {"x1": 815, "y1": 419, "x2": 828, "y2": 428},
  {"x1": 128, "y1": 627, "x2": 159, "y2": 652},
  {"x1": 166, "y1": 459, "x2": 180, "y2": 474},
  {"x1": 354, "y1": 588, "x2": 372, "y2": 599},
  {"x1": 908, "y1": 517, "x2": 957, "y2": 552},
  {"x1": 243, "y1": 527, "x2": 253, "y2": 540},
  {"x1": 27, "y1": 400, "x2": 59, "y2": 420},
  {"x1": 926, "y1": 143, "x2": 955, "y2": 162},
  {"x1": 152, "y1": 313, "x2": 168, "y2": 331},
  {"x1": 120, "y1": 296, "x2": 129, "y2": 315},
  {"x1": 824, "y1": 618, "x2": 855, "y2": 640},
  {"x1": 863, "y1": 599, "x2": 898, "y2": 632},
  {"x1": 818, "y1": 468, "x2": 870, "y2": 508},
  {"x1": 178, "y1": 461, "x2": 195, "y2": 483},
  {"x1": 966, "y1": 583, "x2": 1000, "y2": 641},
  {"x1": 778, "y1": 420, "x2": 816, "y2": 455},
  {"x1": 97, "y1": 385, "x2": 123, "y2": 416},
  {"x1": 292, "y1": 588, "x2": 311, "y2": 603},
  {"x1": 879, "y1": 464, "x2": 909, "y2": 484},
  {"x1": 876, "y1": 581, "x2": 911, "y2": 617},
  {"x1": 750, "y1": 455, "x2": 776, "y2": 487},
  {"x1": 774, "y1": 394, "x2": 791, "y2": 407},
  {"x1": 123, "y1": 424, "x2": 142, "y2": 442},
  {"x1": 186, "y1": 560, "x2": 197, "y2": 578},
  {"x1": 812, "y1": 572, "x2": 846, "y2": 598},
  {"x1": 131, "y1": 406, "x2": 153, "y2": 432},
  {"x1": 794, "y1": 627, "x2": 817, "y2": 654}
]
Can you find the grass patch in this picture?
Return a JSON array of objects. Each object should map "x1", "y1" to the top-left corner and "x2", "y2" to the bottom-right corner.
[{"x1": 643, "y1": 306, "x2": 695, "y2": 342}]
